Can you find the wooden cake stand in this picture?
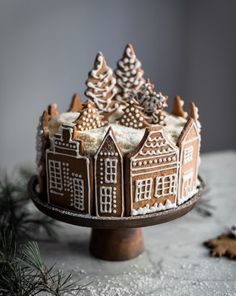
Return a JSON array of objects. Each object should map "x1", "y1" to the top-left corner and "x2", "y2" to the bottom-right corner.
[{"x1": 28, "y1": 176, "x2": 204, "y2": 261}]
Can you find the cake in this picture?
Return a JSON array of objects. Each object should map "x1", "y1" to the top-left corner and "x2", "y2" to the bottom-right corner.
[{"x1": 36, "y1": 44, "x2": 201, "y2": 217}]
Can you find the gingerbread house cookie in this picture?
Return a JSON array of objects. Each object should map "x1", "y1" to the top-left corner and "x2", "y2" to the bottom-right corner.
[
  {"x1": 177, "y1": 118, "x2": 200, "y2": 205},
  {"x1": 94, "y1": 127, "x2": 124, "y2": 217},
  {"x1": 35, "y1": 43, "x2": 202, "y2": 218},
  {"x1": 46, "y1": 125, "x2": 92, "y2": 214},
  {"x1": 126, "y1": 126, "x2": 179, "y2": 216}
]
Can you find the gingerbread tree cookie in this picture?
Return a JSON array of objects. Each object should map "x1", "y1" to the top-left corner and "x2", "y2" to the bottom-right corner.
[
  {"x1": 204, "y1": 228, "x2": 236, "y2": 259},
  {"x1": 171, "y1": 96, "x2": 187, "y2": 118},
  {"x1": 36, "y1": 110, "x2": 50, "y2": 195},
  {"x1": 152, "y1": 109, "x2": 166, "y2": 126},
  {"x1": 137, "y1": 80, "x2": 168, "y2": 124},
  {"x1": 115, "y1": 43, "x2": 145, "y2": 101},
  {"x1": 85, "y1": 52, "x2": 118, "y2": 114},
  {"x1": 118, "y1": 98, "x2": 150, "y2": 129},
  {"x1": 74, "y1": 100, "x2": 107, "y2": 131},
  {"x1": 68, "y1": 94, "x2": 82, "y2": 112}
]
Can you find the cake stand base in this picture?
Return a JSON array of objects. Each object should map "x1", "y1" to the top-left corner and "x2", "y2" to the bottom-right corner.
[
  {"x1": 90, "y1": 228, "x2": 143, "y2": 261},
  {"x1": 28, "y1": 175, "x2": 204, "y2": 262}
]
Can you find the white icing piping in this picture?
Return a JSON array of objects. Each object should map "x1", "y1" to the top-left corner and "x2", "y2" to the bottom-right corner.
[
  {"x1": 132, "y1": 199, "x2": 176, "y2": 216},
  {"x1": 85, "y1": 53, "x2": 117, "y2": 112},
  {"x1": 116, "y1": 46, "x2": 144, "y2": 92}
]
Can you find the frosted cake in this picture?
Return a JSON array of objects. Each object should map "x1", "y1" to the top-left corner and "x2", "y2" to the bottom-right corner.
[{"x1": 36, "y1": 44, "x2": 201, "y2": 217}]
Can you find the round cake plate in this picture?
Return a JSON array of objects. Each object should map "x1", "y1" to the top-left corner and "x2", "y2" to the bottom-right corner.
[{"x1": 28, "y1": 175, "x2": 204, "y2": 261}]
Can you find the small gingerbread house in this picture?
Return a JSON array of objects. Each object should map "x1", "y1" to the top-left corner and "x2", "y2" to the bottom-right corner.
[
  {"x1": 126, "y1": 126, "x2": 179, "y2": 216},
  {"x1": 94, "y1": 127, "x2": 124, "y2": 217},
  {"x1": 46, "y1": 125, "x2": 92, "y2": 214},
  {"x1": 177, "y1": 118, "x2": 200, "y2": 205}
]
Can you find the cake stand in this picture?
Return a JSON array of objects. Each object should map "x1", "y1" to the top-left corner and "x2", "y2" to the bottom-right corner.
[{"x1": 28, "y1": 176, "x2": 204, "y2": 261}]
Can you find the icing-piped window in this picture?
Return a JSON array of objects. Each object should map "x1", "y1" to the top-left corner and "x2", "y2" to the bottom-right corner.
[
  {"x1": 184, "y1": 146, "x2": 193, "y2": 164},
  {"x1": 135, "y1": 178, "x2": 153, "y2": 202},
  {"x1": 155, "y1": 174, "x2": 177, "y2": 198},
  {"x1": 182, "y1": 170, "x2": 193, "y2": 198},
  {"x1": 100, "y1": 186, "x2": 112, "y2": 213},
  {"x1": 48, "y1": 160, "x2": 63, "y2": 192},
  {"x1": 105, "y1": 159, "x2": 118, "y2": 184},
  {"x1": 73, "y1": 178, "x2": 84, "y2": 211}
]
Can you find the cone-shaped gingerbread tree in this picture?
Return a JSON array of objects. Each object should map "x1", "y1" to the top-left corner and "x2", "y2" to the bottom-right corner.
[
  {"x1": 74, "y1": 100, "x2": 107, "y2": 131},
  {"x1": 68, "y1": 94, "x2": 82, "y2": 112},
  {"x1": 171, "y1": 96, "x2": 187, "y2": 118},
  {"x1": 85, "y1": 52, "x2": 118, "y2": 114},
  {"x1": 117, "y1": 98, "x2": 150, "y2": 129},
  {"x1": 36, "y1": 110, "x2": 50, "y2": 195},
  {"x1": 137, "y1": 80, "x2": 168, "y2": 125},
  {"x1": 138, "y1": 80, "x2": 168, "y2": 112},
  {"x1": 115, "y1": 43, "x2": 145, "y2": 101}
]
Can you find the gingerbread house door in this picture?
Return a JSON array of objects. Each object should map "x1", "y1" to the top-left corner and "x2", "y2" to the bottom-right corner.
[{"x1": 94, "y1": 128, "x2": 124, "y2": 217}]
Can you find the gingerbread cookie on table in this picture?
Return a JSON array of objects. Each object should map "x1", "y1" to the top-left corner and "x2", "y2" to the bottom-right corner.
[
  {"x1": 35, "y1": 43, "x2": 202, "y2": 219},
  {"x1": 205, "y1": 227, "x2": 236, "y2": 259}
]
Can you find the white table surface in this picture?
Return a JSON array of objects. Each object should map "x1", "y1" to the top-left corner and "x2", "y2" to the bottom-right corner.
[{"x1": 38, "y1": 151, "x2": 236, "y2": 296}]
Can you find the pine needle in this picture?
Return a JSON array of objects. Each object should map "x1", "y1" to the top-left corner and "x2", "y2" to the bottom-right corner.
[
  {"x1": 0, "y1": 167, "x2": 85, "y2": 295},
  {"x1": 0, "y1": 167, "x2": 58, "y2": 241}
]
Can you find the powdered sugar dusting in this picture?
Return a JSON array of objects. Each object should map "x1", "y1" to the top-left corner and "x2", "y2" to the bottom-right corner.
[{"x1": 48, "y1": 111, "x2": 186, "y2": 155}]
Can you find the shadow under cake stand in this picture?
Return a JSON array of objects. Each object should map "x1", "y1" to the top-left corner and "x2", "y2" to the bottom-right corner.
[{"x1": 28, "y1": 176, "x2": 204, "y2": 261}]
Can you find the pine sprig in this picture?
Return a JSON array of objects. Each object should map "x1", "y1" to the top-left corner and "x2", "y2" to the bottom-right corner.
[
  {"x1": 21, "y1": 242, "x2": 82, "y2": 296},
  {"x1": 0, "y1": 235, "x2": 82, "y2": 296},
  {"x1": 0, "y1": 231, "x2": 40, "y2": 296},
  {"x1": 0, "y1": 168, "x2": 58, "y2": 241},
  {"x1": 0, "y1": 168, "x2": 86, "y2": 295}
]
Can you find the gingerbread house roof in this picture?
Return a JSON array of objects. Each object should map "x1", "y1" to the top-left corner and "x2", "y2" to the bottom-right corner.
[
  {"x1": 177, "y1": 118, "x2": 200, "y2": 147},
  {"x1": 94, "y1": 126, "x2": 123, "y2": 159},
  {"x1": 53, "y1": 125, "x2": 84, "y2": 156},
  {"x1": 128, "y1": 125, "x2": 178, "y2": 160}
]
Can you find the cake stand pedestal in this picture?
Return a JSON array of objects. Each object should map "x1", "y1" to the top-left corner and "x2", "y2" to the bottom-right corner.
[{"x1": 28, "y1": 176, "x2": 204, "y2": 261}]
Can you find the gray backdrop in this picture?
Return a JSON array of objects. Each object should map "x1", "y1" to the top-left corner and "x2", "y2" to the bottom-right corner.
[{"x1": 0, "y1": 0, "x2": 236, "y2": 171}]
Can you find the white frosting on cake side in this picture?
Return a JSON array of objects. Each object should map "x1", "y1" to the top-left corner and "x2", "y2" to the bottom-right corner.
[
  {"x1": 78, "y1": 124, "x2": 145, "y2": 155},
  {"x1": 164, "y1": 112, "x2": 187, "y2": 143},
  {"x1": 48, "y1": 112, "x2": 80, "y2": 136},
  {"x1": 48, "y1": 111, "x2": 187, "y2": 156}
]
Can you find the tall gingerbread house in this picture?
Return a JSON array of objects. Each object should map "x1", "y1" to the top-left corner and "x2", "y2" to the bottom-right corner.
[
  {"x1": 177, "y1": 118, "x2": 200, "y2": 205},
  {"x1": 126, "y1": 126, "x2": 179, "y2": 216},
  {"x1": 94, "y1": 127, "x2": 124, "y2": 217},
  {"x1": 46, "y1": 125, "x2": 92, "y2": 214}
]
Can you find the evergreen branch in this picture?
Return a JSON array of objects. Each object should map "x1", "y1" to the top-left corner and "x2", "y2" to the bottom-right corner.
[
  {"x1": 0, "y1": 168, "x2": 86, "y2": 295},
  {"x1": 0, "y1": 232, "x2": 84, "y2": 295},
  {"x1": 0, "y1": 167, "x2": 58, "y2": 241}
]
